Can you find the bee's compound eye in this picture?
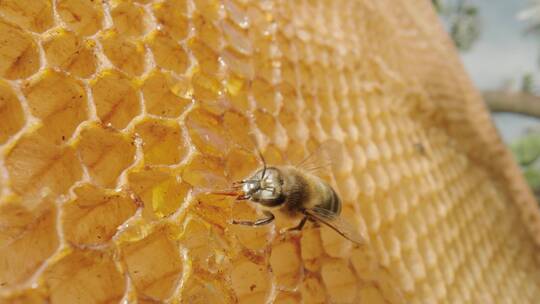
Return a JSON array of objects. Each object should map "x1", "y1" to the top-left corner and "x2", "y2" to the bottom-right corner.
[{"x1": 241, "y1": 180, "x2": 259, "y2": 195}]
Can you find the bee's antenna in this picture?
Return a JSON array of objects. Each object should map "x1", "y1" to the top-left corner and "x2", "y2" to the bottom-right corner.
[
  {"x1": 255, "y1": 146, "x2": 267, "y2": 179},
  {"x1": 245, "y1": 129, "x2": 267, "y2": 180}
]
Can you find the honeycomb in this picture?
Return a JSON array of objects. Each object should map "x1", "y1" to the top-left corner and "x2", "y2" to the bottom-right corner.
[{"x1": 1, "y1": 0, "x2": 540, "y2": 303}]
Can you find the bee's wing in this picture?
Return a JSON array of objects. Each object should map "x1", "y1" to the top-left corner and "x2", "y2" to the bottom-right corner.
[
  {"x1": 296, "y1": 139, "x2": 345, "y2": 176},
  {"x1": 304, "y1": 206, "x2": 367, "y2": 245}
]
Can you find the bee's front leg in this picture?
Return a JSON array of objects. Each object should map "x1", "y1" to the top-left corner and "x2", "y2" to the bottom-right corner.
[
  {"x1": 286, "y1": 216, "x2": 308, "y2": 231},
  {"x1": 232, "y1": 210, "x2": 275, "y2": 226}
]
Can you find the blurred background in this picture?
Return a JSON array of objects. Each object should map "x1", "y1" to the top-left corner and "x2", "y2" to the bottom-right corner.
[{"x1": 435, "y1": 0, "x2": 540, "y2": 200}]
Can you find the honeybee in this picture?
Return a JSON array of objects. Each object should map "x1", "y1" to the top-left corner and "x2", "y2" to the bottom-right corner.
[
  {"x1": 216, "y1": 144, "x2": 406, "y2": 302},
  {"x1": 223, "y1": 146, "x2": 366, "y2": 245}
]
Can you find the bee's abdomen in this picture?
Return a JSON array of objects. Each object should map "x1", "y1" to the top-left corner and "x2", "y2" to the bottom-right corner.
[{"x1": 313, "y1": 180, "x2": 341, "y2": 216}]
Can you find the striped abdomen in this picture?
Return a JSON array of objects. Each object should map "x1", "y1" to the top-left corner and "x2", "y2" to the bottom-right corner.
[{"x1": 313, "y1": 179, "x2": 342, "y2": 215}]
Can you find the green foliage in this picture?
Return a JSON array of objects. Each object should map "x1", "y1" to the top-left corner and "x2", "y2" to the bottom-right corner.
[
  {"x1": 524, "y1": 167, "x2": 540, "y2": 190},
  {"x1": 511, "y1": 132, "x2": 540, "y2": 166},
  {"x1": 433, "y1": 0, "x2": 481, "y2": 52},
  {"x1": 521, "y1": 73, "x2": 535, "y2": 93},
  {"x1": 511, "y1": 132, "x2": 540, "y2": 195},
  {"x1": 450, "y1": 4, "x2": 481, "y2": 52},
  {"x1": 432, "y1": 0, "x2": 443, "y2": 13}
]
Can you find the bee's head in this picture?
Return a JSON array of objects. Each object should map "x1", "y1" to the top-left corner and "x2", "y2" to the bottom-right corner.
[{"x1": 237, "y1": 167, "x2": 284, "y2": 206}]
